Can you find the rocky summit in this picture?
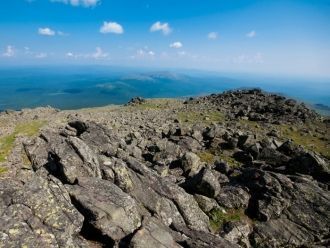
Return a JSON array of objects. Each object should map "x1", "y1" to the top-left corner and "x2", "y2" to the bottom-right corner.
[{"x1": 0, "y1": 89, "x2": 329, "y2": 248}]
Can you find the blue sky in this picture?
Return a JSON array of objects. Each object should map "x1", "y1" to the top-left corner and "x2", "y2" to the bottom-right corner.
[{"x1": 0, "y1": 0, "x2": 330, "y2": 77}]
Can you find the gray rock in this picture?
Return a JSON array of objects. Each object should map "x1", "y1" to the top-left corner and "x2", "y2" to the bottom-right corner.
[
  {"x1": 129, "y1": 217, "x2": 180, "y2": 248},
  {"x1": 66, "y1": 177, "x2": 142, "y2": 241},
  {"x1": 194, "y1": 168, "x2": 221, "y2": 198},
  {"x1": 216, "y1": 186, "x2": 250, "y2": 209},
  {"x1": 180, "y1": 152, "x2": 204, "y2": 177},
  {"x1": 0, "y1": 174, "x2": 85, "y2": 248}
]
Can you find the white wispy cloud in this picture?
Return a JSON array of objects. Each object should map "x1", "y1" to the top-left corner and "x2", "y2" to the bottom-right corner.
[
  {"x1": 57, "y1": 31, "x2": 69, "y2": 36},
  {"x1": 66, "y1": 52, "x2": 74, "y2": 57},
  {"x1": 233, "y1": 52, "x2": 264, "y2": 64},
  {"x1": 35, "y1": 52, "x2": 48, "y2": 59},
  {"x1": 92, "y1": 47, "x2": 109, "y2": 59},
  {"x1": 169, "y1": 41, "x2": 183, "y2": 49},
  {"x1": 208, "y1": 32, "x2": 218, "y2": 40},
  {"x1": 131, "y1": 47, "x2": 155, "y2": 59},
  {"x1": 50, "y1": 0, "x2": 100, "y2": 8},
  {"x1": 38, "y1": 28, "x2": 67, "y2": 36},
  {"x1": 100, "y1": 21, "x2": 124, "y2": 34},
  {"x1": 150, "y1": 21, "x2": 172, "y2": 35},
  {"x1": 246, "y1": 30, "x2": 256, "y2": 38},
  {"x1": 2, "y1": 45, "x2": 15, "y2": 57},
  {"x1": 65, "y1": 47, "x2": 109, "y2": 59},
  {"x1": 38, "y1": 27, "x2": 56, "y2": 36}
]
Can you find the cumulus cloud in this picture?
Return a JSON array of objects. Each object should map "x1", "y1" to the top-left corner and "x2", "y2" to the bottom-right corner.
[
  {"x1": 38, "y1": 27, "x2": 55, "y2": 36},
  {"x1": 50, "y1": 0, "x2": 100, "y2": 8},
  {"x1": 246, "y1": 30, "x2": 256, "y2": 38},
  {"x1": 100, "y1": 21, "x2": 124, "y2": 34},
  {"x1": 150, "y1": 21, "x2": 172, "y2": 35},
  {"x1": 169, "y1": 41, "x2": 183, "y2": 49},
  {"x1": 208, "y1": 32, "x2": 218, "y2": 40},
  {"x1": 3, "y1": 45, "x2": 15, "y2": 57}
]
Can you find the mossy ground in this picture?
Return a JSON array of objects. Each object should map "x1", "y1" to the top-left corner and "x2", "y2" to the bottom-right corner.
[
  {"x1": 178, "y1": 110, "x2": 224, "y2": 125},
  {"x1": 129, "y1": 99, "x2": 180, "y2": 110},
  {"x1": 279, "y1": 122, "x2": 329, "y2": 159},
  {"x1": 197, "y1": 149, "x2": 242, "y2": 168},
  {"x1": 0, "y1": 166, "x2": 8, "y2": 175},
  {"x1": 208, "y1": 208, "x2": 246, "y2": 232},
  {"x1": 197, "y1": 151, "x2": 217, "y2": 164},
  {"x1": 0, "y1": 120, "x2": 47, "y2": 163}
]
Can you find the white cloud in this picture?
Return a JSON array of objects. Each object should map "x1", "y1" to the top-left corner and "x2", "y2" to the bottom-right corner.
[
  {"x1": 170, "y1": 42, "x2": 183, "y2": 49},
  {"x1": 35, "y1": 53, "x2": 48, "y2": 59},
  {"x1": 150, "y1": 21, "x2": 172, "y2": 35},
  {"x1": 92, "y1": 47, "x2": 108, "y2": 59},
  {"x1": 38, "y1": 27, "x2": 55, "y2": 36},
  {"x1": 2, "y1": 45, "x2": 15, "y2": 57},
  {"x1": 233, "y1": 52, "x2": 264, "y2": 64},
  {"x1": 64, "y1": 48, "x2": 109, "y2": 60},
  {"x1": 50, "y1": 0, "x2": 100, "y2": 8},
  {"x1": 100, "y1": 21, "x2": 124, "y2": 34},
  {"x1": 246, "y1": 30, "x2": 256, "y2": 38},
  {"x1": 57, "y1": 31, "x2": 69, "y2": 36},
  {"x1": 208, "y1": 32, "x2": 218, "y2": 40},
  {"x1": 66, "y1": 52, "x2": 74, "y2": 57},
  {"x1": 131, "y1": 47, "x2": 155, "y2": 59}
]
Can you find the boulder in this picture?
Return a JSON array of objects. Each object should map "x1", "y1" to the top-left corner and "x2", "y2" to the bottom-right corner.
[
  {"x1": 66, "y1": 177, "x2": 142, "y2": 242},
  {"x1": 180, "y1": 152, "x2": 204, "y2": 177}
]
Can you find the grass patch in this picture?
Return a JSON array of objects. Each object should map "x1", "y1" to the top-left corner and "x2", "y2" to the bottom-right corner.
[
  {"x1": 220, "y1": 152, "x2": 242, "y2": 168},
  {"x1": 0, "y1": 166, "x2": 8, "y2": 174},
  {"x1": 209, "y1": 208, "x2": 244, "y2": 232},
  {"x1": 178, "y1": 111, "x2": 224, "y2": 125},
  {"x1": 279, "y1": 124, "x2": 329, "y2": 159},
  {"x1": 197, "y1": 151, "x2": 216, "y2": 164},
  {"x1": 129, "y1": 99, "x2": 179, "y2": 110},
  {"x1": 0, "y1": 120, "x2": 47, "y2": 163},
  {"x1": 197, "y1": 149, "x2": 242, "y2": 168},
  {"x1": 238, "y1": 119, "x2": 261, "y2": 131}
]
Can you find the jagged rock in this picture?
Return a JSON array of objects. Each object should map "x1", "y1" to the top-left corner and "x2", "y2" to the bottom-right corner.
[
  {"x1": 286, "y1": 152, "x2": 330, "y2": 181},
  {"x1": 129, "y1": 217, "x2": 180, "y2": 248},
  {"x1": 127, "y1": 97, "x2": 146, "y2": 106},
  {"x1": 66, "y1": 177, "x2": 142, "y2": 242},
  {"x1": 180, "y1": 152, "x2": 204, "y2": 176},
  {"x1": 0, "y1": 173, "x2": 85, "y2": 248},
  {"x1": 240, "y1": 169, "x2": 330, "y2": 246},
  {"x1": 221, "y1": 220, "x2": 252, "y2": 246},
  {"x1": 5, "y1": 89, "x2": 328, "y2": 247},
  {"x1": 216, "y1": 186, "x2": 250, "y2": 209},
  {"x1": 189, "y1": 168, "x2": 221, "y2": 198},
  {"x1": 171, "y1": 223, "x2": 239, "y2": 248},
  {"x1": 194, "y1": 194, "x2": 221, "y2": 213}
]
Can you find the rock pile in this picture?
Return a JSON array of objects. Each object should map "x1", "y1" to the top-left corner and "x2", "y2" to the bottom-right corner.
[
  {"x1": 187, "y1": 89, "x2": 320, "y2": 124},
  {"x1": 0, "y1": 89, "x2": 329, "y2": 248}
]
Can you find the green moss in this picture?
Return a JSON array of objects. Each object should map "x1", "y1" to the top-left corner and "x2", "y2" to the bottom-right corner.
[
  {"x1": 0, "y1": 120, "x2": 47, "y2": 163},
  {"x1": 0, "y1": 166, "x2": 8, "y2": 174},
  {"x1": 178, "y1": 111, "x2": 224, "y2": 125},
  {"x1": 220, "y1": 153, "x2": 242, "y2": 168},
  {"x1": 130, "y1": 99, "x2": 177, "y2": 110},
  {"x1": 0, "y1": 134, "x2": 16, "y2": 162},
  {"x1": 279, "y1": 124, "x2": 329, "y2": 159},
  {"x1": 238, "y1": 119, "x2": 261, "y2": 131},
  {"x1": 197, "y1": 151, "x2": 216, "y2": 164},
  {"x1": 208, "y1": 208, "x2": 243, "y2": 232}
]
